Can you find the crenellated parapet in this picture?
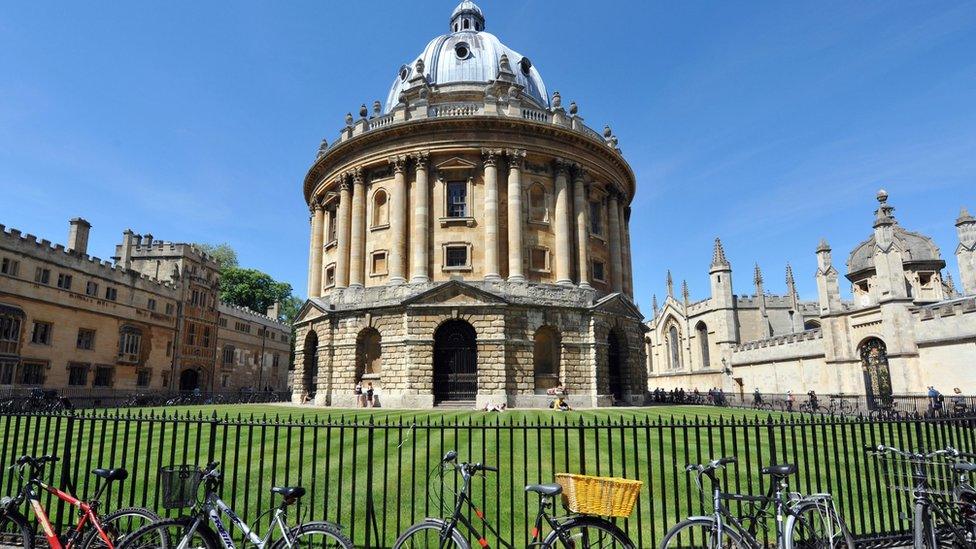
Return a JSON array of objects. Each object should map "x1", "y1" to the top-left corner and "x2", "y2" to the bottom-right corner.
[{"x1": 732, "y1": 328, "x2": 823, "y2": 353}]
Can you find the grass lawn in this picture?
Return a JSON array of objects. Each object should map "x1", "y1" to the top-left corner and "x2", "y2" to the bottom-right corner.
[{"x1": 2, "y1": 404, "x2": 969, "y2": 548}]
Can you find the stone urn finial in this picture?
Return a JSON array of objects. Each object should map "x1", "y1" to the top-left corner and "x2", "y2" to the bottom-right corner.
[
  {"x1": 415, "y1": 58, "x2": 425, "y2": 74},
  {"x1": 569, "y1": 101, "x2": 578, "y2": 115},
  {"x1": 603, "y1": 125, "x2": 612, "y2": 138},
  {"x1": 345, "y1": 112, "x2": 354, "y2": 126},
  {"x1": 499, "y1": 53, "x2": 511, "y2": 73},
  {"x1": 373, "y1": 100, "x2": 381, "y2": 116},
  {"x1": 551, "y1": 91, "x2": 562, "y2": 108},
  {"x1": 359, "y1": 104, "x2": 368, "y2": 119}
]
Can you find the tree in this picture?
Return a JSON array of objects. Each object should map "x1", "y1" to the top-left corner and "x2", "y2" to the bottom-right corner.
[
  {"x1": 218, "y1": 268, "x2": 293, "y2": 317},
  {"x1": 195, "y1": 242, "x2": 238, "y2": 269},
  {"x1": 278, "y1": 295, "x2": 304, "y2": 324}
]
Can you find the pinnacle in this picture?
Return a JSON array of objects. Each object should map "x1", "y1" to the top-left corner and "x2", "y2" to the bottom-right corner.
[
  {"x1": 753, "y1": 263, "x2": 763, "y2": 286},
  {"x1": 785, "y1": 263, "x2": 795, "y2": 286},
  {"x1": 711, "y1": 237, "x2": 730, "y2": 268}
]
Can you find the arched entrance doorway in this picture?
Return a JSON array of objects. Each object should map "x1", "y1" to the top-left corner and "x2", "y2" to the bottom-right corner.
[
  {"x1": 607, "y1": 329, "x2": 624, "y2": 401},
  {"x1": 533, "y1": 326, "x2": 561, "y2": 392},
  {"x1": 860, "y1": 338, "x2": 892, "y2": 410},
  {"x1": 302, "y1": 331, "x2": 319, "y2": 398},
  {"x1": 433, "y1": 320, "x2": 477, "y2": 402},
  {"x1": 179, "y1": 368, "x2": 200, "y2": 391},
  {"x1": 356, "y1": 328, "x2": 382, "y2": 379}
]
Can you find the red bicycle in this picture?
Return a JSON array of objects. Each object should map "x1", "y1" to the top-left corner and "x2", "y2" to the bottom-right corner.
[{"x1": 0, "y1": 455, "x2": 159, "y2": 549}]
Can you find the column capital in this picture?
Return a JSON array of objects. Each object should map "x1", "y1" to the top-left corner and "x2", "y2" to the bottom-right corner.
[
  {"x1": 412, "y1": 150, "x2": 430, "y2": 168},
  {"x1": 351, "y1": 166, "x2": 365, "y2": 184},
  {"x1": 481, "y1": 148, "x2": 501, "y2": 167},
  {"x1": 337, "y1": 174, "x2": 351, "y2": 192},
  {"x1": 571, "y1": 163, "x2": 587, "y2": 182},
  {"x1": 311, "y1": 202, "x2": 324, "y2": 213},
  {"x1": 388, "y1": 155, "x2": 407, "y2": 174},
  {"x1": 505, "y1": 148, "x2": 526, "y2": 170},
  {"x1": 553, "y1": 157, "x2": 570, "y2": 177}
]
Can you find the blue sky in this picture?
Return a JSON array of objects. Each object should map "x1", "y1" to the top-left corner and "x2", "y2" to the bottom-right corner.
[{"x1": 1, "y1": 1, "x2": 974, "y2": 308}]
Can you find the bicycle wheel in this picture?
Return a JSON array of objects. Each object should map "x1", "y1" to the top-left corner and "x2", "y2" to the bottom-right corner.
[
  {"x1": 393, "y1": 518, "x2": 469, "y2": 548},
  {"x1": 660, "y1": 517, "x2": 744, "y2": 548},
  {"x1": 784, "y1": 500, "x2": 854, "y2": 548},
  {"x1": 80, "y1": 506, "x2": 160, "y2": 549},
  {"x1": 274, "y1": 521, "x2": 354, "y2": 549},
  {"x1": 0, "y1": 509, "x2": 33, "y2": 548},
  {"x1": 912, "y1": 501, "x2": 939, "y2": 549},
  {"x1": 544, "y1": 515, "x2": 636, "y2": 548},
  {"x1": 116, "y1": 517, "x2": 220, "y2": 549}
]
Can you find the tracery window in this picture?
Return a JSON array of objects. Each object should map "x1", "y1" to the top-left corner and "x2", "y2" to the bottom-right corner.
[
  {"x1": 118, "y1": 326, "x2": 143, "y2": 364},
  {"x1": 667, "y1": 325, "x2": 681, "y2": 370}
]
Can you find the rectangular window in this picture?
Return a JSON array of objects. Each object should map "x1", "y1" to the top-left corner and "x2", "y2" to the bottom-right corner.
[
  {"x1": 447, "y1": 181, "x2": 467, "y2": 217},
  {"x1": 219, "y1": 318, "x2": 227, "y2": 328},
  {"x1": 76, "y1": 328, "x2": 95, "y2": 350},
  {"x1": 19, "y1": 361, "x2": 45, "y2": 385},
  {"x1": 165, "y1": 303, "x2": 175, "y2": 315},
  {"x1": 592, "y1": 260, "x2": 606, "y2": 282},
  {"x1": 0, "y1": 360, "x2": 15, "y2": 384},
  {"x1": 104, "y1": 287, "x2": 117, "y2": 301},
  {"x1": 589, "y1": 201, "x2": 603, "y2": 236},
  {"x1": 34, "y1": 267, "x2": 51, "y2": 285},
  {"x1": 325, "y1": 264, "x2": 336, "y2": 287},
  {"x1": 221, "y1": 374, "x2": 230, "y2": 388},
  {"x1": 118, "y1": 329, "x2": 142, "y2": 363},
  {"x1": 202, "y1": 326, "x2": 211, "y2": 347},
  {"x1": 186, "y1": 323, "x2": 196, "y2": 346},
  {"x1": 31, "y1": 321, "x2": 52, "y2": 345},
  {"x1": 166, "y1": 340, "x2": 172, "y2": 357},
  {"x1": 57, "y1": 273, "x2": 73, "y2": 290},
  {"x1": 327, "y1": 207, "x2": 337, "y2": 242},
  {"x1": 147, "y1": 298, "x2": 156, "y2": 311},
  {"x1": 1, "y1": 258, "x2": 19, "y2": 276},
  {"x1": 67, "y1": 363, "x2": 89, "y2": 386},
  {"x1": 272, "y1": 353, "x2": 280, "y2": 368},
  {"x1": 222, "y1": 346, "x2": 234, "y2": 364},
  {"x1": 0, "y1": 314, "x2": 22, "y2": 355},
  {"x1": 371, "y1": 252, "x2": 388, "y2": 275},
  {"x1": 445, "y1": 245, "x2": 468, "y2": 268},
  {"x1": 530, "y1": 248, "x2": 549, "y2": 272},
  {"x1": 86, "y1": 280, "x2": 99, "y2": 297},
  {"x1": 136, "y1": 369, "x2": 151, "y2": 387},
  {"x1": 93, "y1": 366, "x2": 113, "y2": 387}
]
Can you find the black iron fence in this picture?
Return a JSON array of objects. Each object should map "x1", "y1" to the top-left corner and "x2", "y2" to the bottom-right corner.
[
  {"x1": 650, "y1": 389, "x2": 976, "y2": 417},
  {"x1": 0, "y1": 388, "x2": 291, "y2": 412},
  {"x1": 1, "y1": 411, "x2": 975, "y2": 548}
]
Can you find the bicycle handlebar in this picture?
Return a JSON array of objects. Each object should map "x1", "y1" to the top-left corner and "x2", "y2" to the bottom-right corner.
[
  {"x1": 866, "y1": 445, "x2": 966, "y2": 459},
  {"x1": 686, "y1": 457, "x2": 736, "y2": 474}
]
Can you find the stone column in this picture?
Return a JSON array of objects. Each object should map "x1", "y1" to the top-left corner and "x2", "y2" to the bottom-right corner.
[
  {"x1": 506, "y1": 150, "x2": 526, "y2": 282},
  {"x1": 482, "y1": 149, "x2": 501, "y2": 281},
  {"x1": 608, "y1": 190, "x2": 623, "y2": 293},
  {"x1": 349, "y1": 168, "x2": 366, "y2": 288},
  {"x1": 619, "y1": 201, "x2": 631, "y2": 297},
  {"x1": 335, "y1": 175, "x2": 352, "y2": 289},
  {"x1": 553, "y1": 159, "x2": 573, "y2": 285},
  {"x1": 388, "y1": 155, "x2": 408, "y2": 285},
  {"x1": 410, "y1": 151, "x2": 430, "y2": 283},
  {"x1": 572, "y1": 165, "x2": 591, "y2": 289},
  {"x1": 308, "y1": 204, "x2": 324, "y2": 298}
]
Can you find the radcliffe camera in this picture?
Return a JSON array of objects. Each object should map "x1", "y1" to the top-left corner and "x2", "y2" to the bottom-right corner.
[{"x1": 1, "y1": 2, "x2": 974, "y2": 548}]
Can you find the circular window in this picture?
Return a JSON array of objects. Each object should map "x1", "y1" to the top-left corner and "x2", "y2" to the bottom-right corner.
[
  {"x1": 399, "y1": 65, "x2": 410, "y2": 81},
  {"x1": 519, "y1": 57, "x2": 532, "y2": 76},
  {"x1": 455, "y1": 43, "x2": 469, "y2": 59}
]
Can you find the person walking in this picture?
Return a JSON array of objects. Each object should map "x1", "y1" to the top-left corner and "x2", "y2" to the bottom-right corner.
[
  {"x1": 354, "y1": 381, "x2": 364, "y2": 408},
  {"x1": 786, "y1": 390, "x2": 795, "y2": 412},
  {"x1": 366, "y1": 382, "x2": 375, "y2": 408}
]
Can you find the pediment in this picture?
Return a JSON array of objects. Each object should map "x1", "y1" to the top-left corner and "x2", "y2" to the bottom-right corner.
[
  {"x1": 592, "y1": 293, "x2": 644, "y2": 320},
  {"x1": 435, "y1": 156, "x2": 478, "y2": 172},
  {"x1": 404, "y1": 280, "x2": 508, "y2": 307},
  {"x1": 293, "y1": 299, "x2": 328, "y2": 325}
]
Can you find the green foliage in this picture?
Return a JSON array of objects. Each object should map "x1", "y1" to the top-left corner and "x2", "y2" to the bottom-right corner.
[
  {"x1": 278, "y1": 295, "x2": 304, "y2": 324},
  {"x1": 195, "y1": 242, "x2": 239, "y2": 268},
  {"x1": 219, "y1": 267, "x2": 293, "y2": 318}
]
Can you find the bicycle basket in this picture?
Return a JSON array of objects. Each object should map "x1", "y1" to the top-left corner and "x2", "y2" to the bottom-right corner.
[
  {"x1": 555, "y1": 473, "x2": 642, "y2": 518},
  {"x1": 160, "y1": 465, "x2": 203, "y2": 509},
  {"x1": 874, "y1": 454, "x2": 956, "y2": 496}
]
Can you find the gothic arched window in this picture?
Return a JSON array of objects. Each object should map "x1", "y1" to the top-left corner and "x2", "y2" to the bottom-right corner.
[
  {"x1": 667, "y1": 325, "x2": 681, "y2": 370},
  {"x1": 696, "y1": 322, "x2": 710, "y2": 368}
]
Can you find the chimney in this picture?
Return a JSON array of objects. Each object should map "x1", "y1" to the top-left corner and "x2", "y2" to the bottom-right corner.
[
  {"x1": 119, "y1": 229, "x2": 134, "y2": 269},
  {"x1": 67, "y1": 218, "x2": 91, "y2": 255},
  {"x1": 266, "y1": 302, "x2": 280, "y2": 320},
  {"x1": 143, "y1": 233, "x2": 153, "y2": 247}
]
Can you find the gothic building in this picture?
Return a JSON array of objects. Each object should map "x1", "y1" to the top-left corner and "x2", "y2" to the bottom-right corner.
[
  {"x1": 647, "y1": 191, "x2": 976, "y2": 398},
  {"x1": 293, "y1": 1, "x2": 646, "y2": 408}
]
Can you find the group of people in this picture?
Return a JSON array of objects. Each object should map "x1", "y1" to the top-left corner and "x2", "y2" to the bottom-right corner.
[
  {"x1": 649, "y1": 387, "x2": 729, "y2": 406},
  {"x1": 354, "y1": 381, "x2": 376, "y2": 408},
  {"x1": 928, "y1": 386, "x2": 968, "y2": 416}
]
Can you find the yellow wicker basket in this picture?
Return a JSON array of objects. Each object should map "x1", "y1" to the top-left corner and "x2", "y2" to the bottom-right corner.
[{"x1": 554, "y1": 473, "x2": 643, "y2": 518}]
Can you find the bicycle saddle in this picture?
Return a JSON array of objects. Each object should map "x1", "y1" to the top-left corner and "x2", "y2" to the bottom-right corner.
[
  {"x1": 271, "y1": 486, "x2": 306, "y2": 500},
  {"x1": 525, "y1": 484, "x2": 562, "y2": 496},
  {"x1": 953, "y1": 462, "x2": 976, "y2": 473},
  {"x1": 761, "y1": 464, "x2": 797, "y2": 477},
  {"x1": 91, "y1": 468, "x2": 128, "y2": 481}
]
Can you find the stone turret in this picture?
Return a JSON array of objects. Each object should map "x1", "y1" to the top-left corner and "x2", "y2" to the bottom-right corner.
[
  {"x1": 786, "y1": 263, "x2": 804, "y2": 333},
  {"x1": 67, "y1": 218, "x2": 91, "y2": 256},
  {"x1": 957, "y1": 207, "x2": 976, "y2": 295},
  {"x1": 871, "y1": 190, "x2": 909, "y2": 302},
  {"x1": 754, "y1": 263, "x2": 771, "y2": 338},
  {"x1": 666, "y1": 270, "x2": 674, "y2": 298},
  {"x1": 816, "y1": 239, "x2": 842, "y2": 315},
  {"x1": 708, "y1": 237, "x2": 738, "y2": 345}
]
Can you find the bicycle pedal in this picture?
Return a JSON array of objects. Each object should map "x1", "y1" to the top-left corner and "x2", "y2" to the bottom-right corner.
[{"x1": 898, "y1": 512, "x2": 911, "y2": 521}]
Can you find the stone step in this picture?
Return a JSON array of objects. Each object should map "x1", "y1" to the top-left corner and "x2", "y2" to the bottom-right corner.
[{"x1": 434, "y1": 399, "x2": 477, "y2": 409}]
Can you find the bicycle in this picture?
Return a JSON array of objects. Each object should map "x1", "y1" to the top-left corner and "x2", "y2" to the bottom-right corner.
[
  {"x1": 393, "y1": 450, "x2": 636, "y2": 548},
  {"x1": 117, "y1": 461, "x2": 353, "y2": 549},
  {"x1": 868, "y1": 445, "x2": 976, "y2": 547},
  {"x1": 0, "y1": 454, "x2": 159, "y2": 549},
  {"x1": 825, "y1": 395, "x2": 855, "y2": 415},
  {"x1": 661, "y1": 456, "x2": 854, "y2": 549}
]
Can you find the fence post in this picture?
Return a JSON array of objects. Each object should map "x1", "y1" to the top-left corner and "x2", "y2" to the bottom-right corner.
[
  {"x1": 363, "y1": 417, "x2": 380, "y2": 548},
  {"x1": 207, "y1": 411, "x2": 218, "y2": 463},
  {"x1": 55, "y1": 411, "x2": 76, "y2": 530}
]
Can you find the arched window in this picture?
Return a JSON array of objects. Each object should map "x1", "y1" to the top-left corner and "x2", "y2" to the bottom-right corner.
[
  {"x1": 804, "y1": 319, "x2": 821, "y2": 330},
  {"x1": 118, "y1": 325, "x2": 143, "y2": 364},
  {"x1": 528, "y1": 183, "x2": 548, "y2": 223},
  {"x1": 667, "y1": 325, "x2": 681, "y2": 370},
  {"x1": 696, "y1": 322, "x2": 710, "y2": 368},
  {"x1": 463, "y1": 19, "x2": 469, "y2": 29},
  {"x1": 372, "y1": 190, "x2": 389, "y2": 228},
  {"x1": 357, "y1": 328, "x2": 382, "y2": 376},
  {"x1": 533, "y1": 326, "x2": 560, "y2": 391}
]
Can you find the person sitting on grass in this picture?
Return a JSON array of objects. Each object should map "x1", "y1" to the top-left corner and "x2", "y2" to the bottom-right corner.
[
  {"x1": 552, "y1": 395, "x2": 572, "y2": 412},
  {"x1": 482, "y1": 402, "x2": 507, "y2": 412}
]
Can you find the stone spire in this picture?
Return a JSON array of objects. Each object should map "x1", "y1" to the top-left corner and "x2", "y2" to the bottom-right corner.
[
  {"x1": 666, "y1": 270, "x2": 674, "y2": 298},
  {"x1": 785, "y1": 263, "x2": 797, "y2": 296},
  {"x1": 753, "y1": 263, "x2": 764, "y2": 290},
  {"x1": 711, "y1": 237, "x2": 730, "y2": 269},
  {"x1": 945, "y1": 272, "x2": 958, "y2": 298},
  {"x1": 681, "y1": 279, "x2": 690, "y2": 306},
  {"x1": 652, "y1": 294, "x2": 659, "y2": 317}
]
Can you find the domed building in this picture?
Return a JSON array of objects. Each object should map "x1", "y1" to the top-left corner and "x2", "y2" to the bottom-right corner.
[{"x1": 292, "y1": 2, "x2": 646, "y2": 408}]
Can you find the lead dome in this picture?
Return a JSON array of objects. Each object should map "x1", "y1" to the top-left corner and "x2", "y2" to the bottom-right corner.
[{"x1": 384, "y1": 1, "x2": 548, "y2": 112}]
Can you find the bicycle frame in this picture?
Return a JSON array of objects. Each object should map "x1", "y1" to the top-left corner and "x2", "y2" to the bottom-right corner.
[
  {"x1": 22, "y1": 478, "x2": 114, "y2": 549},
  {"x1": 909, "y1": 458, "x2": 973, "y2": 545},
  {"x1": 697, "y1": 469, "x2": 804, "y2": 549},
  {"x1": 180, "y1": 496, "x2": 291, "y2": 549}
]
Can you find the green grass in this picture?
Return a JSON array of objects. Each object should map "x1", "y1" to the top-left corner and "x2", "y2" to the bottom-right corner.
[{"x1": 1, "y1": 405, "x2": 970, "y2": 548}]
